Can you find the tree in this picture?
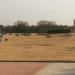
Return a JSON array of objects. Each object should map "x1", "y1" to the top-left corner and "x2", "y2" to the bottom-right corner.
[
  {"x1": 14, "y1": 21, "x2": 29, "y2": 33},
  {"x1": 37, "y1": 20, "x2": 57, "y2": 33},
  {"x1": 0, "y1": 25, "x2": 4, "y2": 33}
]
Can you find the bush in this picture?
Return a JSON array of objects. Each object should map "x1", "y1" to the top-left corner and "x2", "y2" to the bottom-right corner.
[
  {"x1": 15, "y1": 33, "x2": 19, "y2": 36},
  {"x1": 46, "y1": 35, "x2": 51, "y2": 38},
  {"x1": 37, "y1": 33, "x2": 47, "y2": 35},
  {"x1": 48, "y1": 28, "x2": 71, "y2": 34},
  {"x1": 21, "y1": 33, "x2": 31, "y2": 36}
]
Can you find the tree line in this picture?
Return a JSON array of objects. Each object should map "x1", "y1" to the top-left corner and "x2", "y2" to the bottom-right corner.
[{"x1": 0, "y1": 20, "x2": 71, "y2": 34}]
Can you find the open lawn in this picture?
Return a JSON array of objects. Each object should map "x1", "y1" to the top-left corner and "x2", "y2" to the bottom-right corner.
[{"x1": 0, "y1": 33, "x2": 75, "y2": 61}]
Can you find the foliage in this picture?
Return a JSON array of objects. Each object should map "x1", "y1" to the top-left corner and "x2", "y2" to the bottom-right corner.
[{"x1": 0, "y1": 20, "x2": 71, "y2": 34}]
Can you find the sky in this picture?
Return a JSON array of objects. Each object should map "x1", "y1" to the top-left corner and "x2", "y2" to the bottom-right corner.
[{"x1": 0, "y1": 0, "x2": 75, "y2": 26}]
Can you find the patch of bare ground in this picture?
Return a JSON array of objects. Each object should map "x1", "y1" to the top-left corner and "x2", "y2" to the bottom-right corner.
[
  {"x1": 0, "y1": 33, "x2": 75, "y2": 61},
  {"x1": 0, "y1": 62, "x2": 47, "y2": 75}
]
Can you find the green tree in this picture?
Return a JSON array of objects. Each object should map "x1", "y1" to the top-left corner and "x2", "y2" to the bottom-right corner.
[{"x1": 14, "y1": 21, "x2": 29, "y2": 33}]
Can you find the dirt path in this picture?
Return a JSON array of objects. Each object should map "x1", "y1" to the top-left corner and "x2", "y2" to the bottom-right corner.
[
  {"x1": 0, "y1": 62, "x2": 47, "y2": 75},
  {"x1": 34, "y1": 63, "x2": 75, "y2": 75}
]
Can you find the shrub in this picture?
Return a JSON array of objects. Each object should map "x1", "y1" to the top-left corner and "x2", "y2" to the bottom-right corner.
[
  {"x1": 15, "y1": 33, "x2": 19, "y2": 36},
  {"x1": 46, "y1": 35, "x2": 51, "y2": 38}
]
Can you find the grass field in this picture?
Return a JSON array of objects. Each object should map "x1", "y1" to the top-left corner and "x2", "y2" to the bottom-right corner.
[{"x1": 0, "y1": 33, "x2": 75, "y2": 61}]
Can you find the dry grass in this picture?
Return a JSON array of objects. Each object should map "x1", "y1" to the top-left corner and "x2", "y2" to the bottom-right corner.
[{"x1": 0, "y1": 33, "x2": 75, "y2": 61}]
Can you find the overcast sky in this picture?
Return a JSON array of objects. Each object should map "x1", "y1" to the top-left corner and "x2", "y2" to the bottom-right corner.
[{"x1": 0, "y1": 0, "x2": 75, "y2": 25}]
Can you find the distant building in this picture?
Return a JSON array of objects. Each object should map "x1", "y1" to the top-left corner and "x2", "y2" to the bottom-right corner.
[
  {"x1": 71, "y1": 20, "x2": 75, "y2": 32},
  {"x1": 74, "y1": 19, "x2": 75, "y2": 26}
]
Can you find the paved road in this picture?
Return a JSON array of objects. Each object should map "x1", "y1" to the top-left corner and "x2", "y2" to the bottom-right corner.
[{"x1": 34, "y1": 63, "x2": 75, "y2": 75}]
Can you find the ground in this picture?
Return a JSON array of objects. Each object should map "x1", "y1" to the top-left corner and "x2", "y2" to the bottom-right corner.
[
  {"x1": 0, "y1": 62, "x2": 75, "y2": 75},
  {"x1": 34, "y1": 63, "x2": 75, "y2": 75},
  {"x1": 0, "y1": 62, "x2": 47, "y2": 75},
  {"x1": 0, "y1": 33, "x2": 75, "y2": 61}
]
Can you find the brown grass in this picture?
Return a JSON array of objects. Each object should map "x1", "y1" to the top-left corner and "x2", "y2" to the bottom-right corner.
[{"x1": 0, "y1": 33, "x2": 75, "y2": 61}]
